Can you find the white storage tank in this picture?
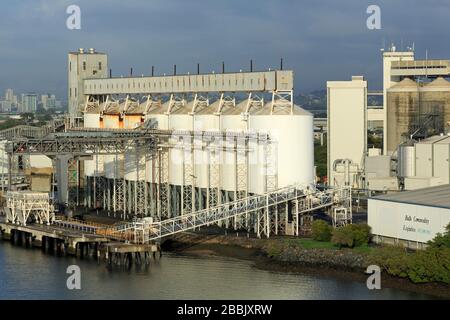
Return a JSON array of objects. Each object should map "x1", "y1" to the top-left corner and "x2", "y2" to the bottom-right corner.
[
  {"x1": 219, "y1": 100, "x2": 248, "y2": 192},
  {"x1": 193, "y1": 101, "x2": 220, "y2": 189},
  {"x1": 144, "y1": 101, "x2": 169, "y2": 183},
  {"x1": 397, "y1": 145, "x2": 416, "y2": 178},
  {"x1": 249, "y1": 104, "x2": 314, "y2": 194},
  {"x1": 168, "y1": 102, "x2": 194, "y2": 186},
  {"x1": 103, "y1": 102, "x2": 122, "y2": 179},
  {"x1": 123, "y1": 103, "x2": 145, "y2": 181},
  {"x1": 84, "y1": 111, "x2": 103, "y2": 176}
]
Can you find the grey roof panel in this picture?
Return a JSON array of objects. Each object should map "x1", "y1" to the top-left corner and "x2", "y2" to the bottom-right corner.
[{"x1": 371, "y1": 184, "x2": 450, "y2": 209}]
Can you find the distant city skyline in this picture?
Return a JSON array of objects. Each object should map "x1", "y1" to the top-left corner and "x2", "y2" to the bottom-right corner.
[
  {"x1": 0, "y1": 0, "x2": 449, "y2": 98},
  {"x1": 0, "y1": 87, "x2": 64, "y2": 113}
]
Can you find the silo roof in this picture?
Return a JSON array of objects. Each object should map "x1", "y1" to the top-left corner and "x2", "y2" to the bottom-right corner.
[
  {"x1": 195, "y1": 100, "x2": 219, "y2": 115},
  {"x1": 250, "y1": 103, "x2": 311, "y2": 116},
  {"x1": 147, "y1": 101, "x2": 169, "y2": 114},
  {"x1": 171, "y1": 101, "x2": 193, "y2": 114},
  {"x1": 422, "y1": 77, "x2": 450, "y2": 91},
  {"x1": 221, "y1": 100, "x2": 247, "y2": 115},
  {"x1": 103, "y1": 101, "x2": 122, "y2": 114},
  {"x1": 84, "y1": 103, "x2": 101, "y2": 114},
  {"x1": 124, "y1": 100, "x2": 145, "y2": 114},
  {"x1": 390, "y1": 78, "x2": 419, "y2": 89}
]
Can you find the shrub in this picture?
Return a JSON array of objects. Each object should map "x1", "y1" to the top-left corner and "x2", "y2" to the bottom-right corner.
[
  {"x1": 427, "y1": 223, "x2": 450, "y2": 248},
  {"x1": 331, "y1": 225, "x2": 355, "y2": 248},
  {"x1": 406, "y1": 247, "x2": 450, "y2": 284},
  {"x1": 264, "y1": 241, "x2": 284, "y2": 258},
  {"x1": 349, "y1": 224, "x2": 371, "y2": 247},
  {"x1": 311, "y1": 220, "x2": 332, "y2": 242},
  {"x1": 367, "y1": 245, "x2": 409, "y2": 278},
  {"x1": 331, "y1": 223, "x2": 371, "y2": 248},
  {"x1": 368, "y1": 245, "x2": 450, "y2": 284}
]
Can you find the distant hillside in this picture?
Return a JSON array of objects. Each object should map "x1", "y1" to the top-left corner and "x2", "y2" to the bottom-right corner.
[
  {"x1": 294, "y1": 90, "x2": 383, "y2": 117},
  {"x1": 294, "y1": 90, "x2": 327, "y2": 111}
]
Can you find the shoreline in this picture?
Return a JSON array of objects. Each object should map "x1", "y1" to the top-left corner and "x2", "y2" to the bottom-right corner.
[{"x1": 162, "y1": 232, "x2": 450, "y2": 299}]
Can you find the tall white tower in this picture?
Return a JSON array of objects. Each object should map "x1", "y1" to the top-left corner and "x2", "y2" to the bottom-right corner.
[{"x1": 68, "y1": 48, "x2": 108, "y2": 116}]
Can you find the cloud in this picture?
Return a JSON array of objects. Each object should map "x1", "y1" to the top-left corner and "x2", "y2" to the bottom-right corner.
[{"x1": 0, "y1": 0, "x2": 449, "y2": 97}]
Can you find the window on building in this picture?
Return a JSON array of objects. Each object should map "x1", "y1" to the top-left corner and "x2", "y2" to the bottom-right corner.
[
  {"x1": 83, "y1": 61, "x2": 86, "y2": 70},
  {"x1": 70, "y1": 88, "x2": 72, "y2": 97},
  {"x1": 98, "y1": 61, "x2": 102, "y2": 70}
]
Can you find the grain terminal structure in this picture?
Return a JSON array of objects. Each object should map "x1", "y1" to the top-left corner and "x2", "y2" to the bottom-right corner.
[
  {"x1": 63, "y1": 48, "x2": 352, "y2": 238},
  {"x1": 0, "y1": 49, "x2": 352, "y2": 245}
]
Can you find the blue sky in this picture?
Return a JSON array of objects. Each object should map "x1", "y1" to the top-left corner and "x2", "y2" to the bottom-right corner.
[{"x1": 0, "y1": 0, "x2": 449, "y2": 99}]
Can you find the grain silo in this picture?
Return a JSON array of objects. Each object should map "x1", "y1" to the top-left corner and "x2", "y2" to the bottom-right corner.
[
  {"x1": 249, "y1": 103, "x2": 314, "y2": 194},
  {"x1": 78, "y1": 62, "x2": 317, "y2": 225},
  {"x1": 83, "y1": 101, "x2": 103, "y2": 177},
  {"x1": 419, "y1": 77, "x2": 450, "y2": 134},
  {"x1": 102, "y1": 99, "x2": 123, "y2": 180},
  {"x1": 386, "y1": 78, "x2": 420, "y2": 153}
]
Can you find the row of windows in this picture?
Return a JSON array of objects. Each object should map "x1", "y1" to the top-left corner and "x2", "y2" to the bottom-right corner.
[
  {"x1": 82, "y1": 61, "x2": 102, "y2": 71},
  {"x1": 69, "y1": 87, "x2": 77, "y2": 97},
  {"x1": 86, "y1": 77, "x2": 264, "y2": 91},
  {"x1": 70, "y1": 61, "x2": 103, "y2": 72}
]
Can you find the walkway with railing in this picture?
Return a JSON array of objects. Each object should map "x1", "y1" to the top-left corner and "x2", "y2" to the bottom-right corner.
[{"x1": 100, "y1": 184, "x2": 351, "y2": 244}]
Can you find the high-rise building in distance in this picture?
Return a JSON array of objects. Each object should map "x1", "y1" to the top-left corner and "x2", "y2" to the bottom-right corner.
[{"x1": 21, "y1": 93, "x2": 38, "y2": 113}]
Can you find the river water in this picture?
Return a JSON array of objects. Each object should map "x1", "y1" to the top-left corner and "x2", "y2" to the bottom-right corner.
[{"x1": 0, "y1": 241, "x2": 435, "y2": 300}]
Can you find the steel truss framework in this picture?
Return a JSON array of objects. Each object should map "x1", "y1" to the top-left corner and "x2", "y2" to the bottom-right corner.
[
  {"x1": 5, "y1": 191, "x2": 53, "y2": 226},
  {"x1": 65, "y1": 127, "x2": 274, "y2": 222},
  {"x1": 2, "y1": 120, "x2": 352, "y2": 244},
  {"x1": 103, "y1": 185, "x2": 352, "y2": 243},
  {"x1": 8, "y1": 126, "x2": 275, "y2": 215},
  {"x1": 0, "y1": 119, "x2": 65, "y2": 140}
]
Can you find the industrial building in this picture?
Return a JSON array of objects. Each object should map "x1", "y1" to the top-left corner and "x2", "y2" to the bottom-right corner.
[
  {"x1": 368, "y1": 184, "x2": 450, "y2": 248},
  {"x1": 327, "y1": 45, "x2": 450, "y2": 191},
  {"x1": 327, "y1": 45, "x2": 450, "y2": 249},
  {"x1": 69, "y1": 48, "x2": 313, "y2": 213},
  {"x1": 30, "y1": 47, "x2": 353, "y2": 239}
]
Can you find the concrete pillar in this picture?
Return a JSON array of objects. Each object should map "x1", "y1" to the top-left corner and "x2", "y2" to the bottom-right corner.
[
  {"x1": 60, "y1": 242, "x2": 66, "y2": 256},
  {"x1": 12, "y1": 230, "x2": 19, "y2": 245},
  {"x1": 76, "y1": 243, "x2": 82, "y2": 258},
  {"x1": 21, "y1": 231, "x2": 26, "y2": 246},
  {"x1": 55, "y1": 155, "x2": 72, "y2": 205},
  {"x1": 44, "y1": 237, "x2": 50, "y2": 253}
]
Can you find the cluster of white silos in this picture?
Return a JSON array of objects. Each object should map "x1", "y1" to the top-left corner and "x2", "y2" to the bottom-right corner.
[{"x1": 83, "y1": 96, "x2": 314, "y2": 215}]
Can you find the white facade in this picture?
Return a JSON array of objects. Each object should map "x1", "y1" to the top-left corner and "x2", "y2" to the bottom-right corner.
[
  {"x1": 327, "y1": 76, "x2": 367, "y2": 187},
  {"x1": 369, "y1": 197, "x2": 450, "y2": 245},
  {"x1": 68, "y1": 48, "x2": 108, "y2": 116},
  {"x1": 397, "y1": 135, "x2": 450, "y2": 190}
]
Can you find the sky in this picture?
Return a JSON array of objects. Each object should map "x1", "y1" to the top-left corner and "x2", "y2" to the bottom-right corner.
[{"x1": 0, "y1": 0, "x2": 449, "y2": 100}]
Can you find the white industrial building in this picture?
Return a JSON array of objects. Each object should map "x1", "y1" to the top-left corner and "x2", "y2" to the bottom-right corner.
[
  {"x1": 60, "y1": 48, "x2": 355, "y2": 238},
  {"x1": 368, "y1": 184, "x2": 450, "y2": 249},
  {"x1": 327, "y1": 45, "x2": 450, "y2": 191}
]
